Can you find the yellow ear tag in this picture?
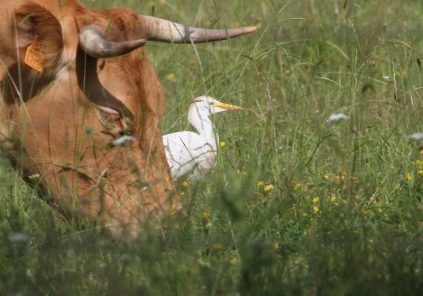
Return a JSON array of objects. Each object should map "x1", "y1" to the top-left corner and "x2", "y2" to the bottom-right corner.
[{"x1": 24, "y1": 42, "x2": 44, "y2": 72}]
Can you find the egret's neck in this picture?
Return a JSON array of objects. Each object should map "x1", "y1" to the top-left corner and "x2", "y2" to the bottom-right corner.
[{"x1": 190, "y1": 112, "x2": 217, "y2": 150}]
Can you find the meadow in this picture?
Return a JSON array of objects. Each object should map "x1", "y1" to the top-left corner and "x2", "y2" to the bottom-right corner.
[{"x1": 1, "y1": 0, "x2": 423, "y2": 294}]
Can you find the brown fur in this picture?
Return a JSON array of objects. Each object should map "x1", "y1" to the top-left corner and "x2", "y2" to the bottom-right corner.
[{"x1": 0, "y1": 0, "x2": 179, "y2": 236}]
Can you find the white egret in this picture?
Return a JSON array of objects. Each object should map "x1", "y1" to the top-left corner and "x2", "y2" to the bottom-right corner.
[{"x1": 163, "y1": 96, "x2": 241, "y2": 180}]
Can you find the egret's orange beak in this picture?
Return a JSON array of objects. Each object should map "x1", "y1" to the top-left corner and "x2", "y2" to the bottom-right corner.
[{"x1": 213, "y1": 102, "x2": 242, "y2": 110}]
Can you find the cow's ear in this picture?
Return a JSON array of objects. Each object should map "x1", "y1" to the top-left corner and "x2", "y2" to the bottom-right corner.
[{"x1": 14, "y1": 3, "x2": 63, "y2": 74}]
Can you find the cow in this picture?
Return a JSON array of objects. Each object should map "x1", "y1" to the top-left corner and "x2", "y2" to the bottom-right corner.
[{"x1": 0, "y1": 0, "x2": 256, "y2": 236}]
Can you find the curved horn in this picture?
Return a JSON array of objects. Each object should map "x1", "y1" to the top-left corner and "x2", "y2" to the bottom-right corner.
[
  {"x1": 79, "y1": 24, "x2": 146, "y2": 58},
  {"x1": 141, "y1": 16, "x2": 257, "y2": 43}
]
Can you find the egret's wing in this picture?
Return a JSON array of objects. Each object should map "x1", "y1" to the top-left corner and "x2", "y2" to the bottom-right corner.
[{"x1": 163, "y1": 131, "x2": 211, "y2": 178}]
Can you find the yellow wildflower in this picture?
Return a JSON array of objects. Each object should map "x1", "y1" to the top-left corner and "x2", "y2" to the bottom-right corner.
[
  {"x1": 257, "y1": 181, "x2": 264, "y2": 187},
  {"x1": 294, "y1": 183, "x2": 302, "y2": 191},
  {"x1": 264, "y1": 184, "x2": 274, "y2": 193},
  {"x1": 312, "y1": 205, "x2": 320, "y2": 213},
  {"x1": 294, "y1": 182, "x2": 308, "y2": 192},
  {"x1": 219, "y1": 141, "x2": 226, "y2": 148},
  {"x1": 165, "y1": 73, "x2": 175, "y2": 81},
  {"x1": 202, "y1": 210, "x2": 211, "y2": 220},
  {"x1": 396, "y1": 70, "x2": 406, "y2": 79},
  {"x1": 405, "y1": 173, "x2": 413, "y2": 182},
  {"x1": 332, "y1": 175, "x2": 344, "y2": 184},
  {"x1": 329, "y1": 194, "x2": 337, "y2": 203},
  {"x1": 182, "y1": 180, "x2": 189, "y2": 188},
  {"x1": 272, "y1": 242, "x2": 280, "y2": 250},
  {"x1": 312, "y1": 196, "x2": 320, "y2": 204},
  {"x1": 418, "y1": 170, "x2": 423, "y2": 177}
]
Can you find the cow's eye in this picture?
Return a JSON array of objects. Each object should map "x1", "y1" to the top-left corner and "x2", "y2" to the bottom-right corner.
[{"x1": 96, "y1": 106, "x2": 129, "y2": 136}]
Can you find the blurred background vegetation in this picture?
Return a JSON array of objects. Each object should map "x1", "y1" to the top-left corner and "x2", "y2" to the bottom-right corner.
[{"x1": 1, "y1": 0, "x2": 423, "y2": 294}]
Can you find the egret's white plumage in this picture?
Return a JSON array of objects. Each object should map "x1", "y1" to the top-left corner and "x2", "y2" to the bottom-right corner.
[{"x1": 163, "y1": 96, "x2": 240, "y2": 180}]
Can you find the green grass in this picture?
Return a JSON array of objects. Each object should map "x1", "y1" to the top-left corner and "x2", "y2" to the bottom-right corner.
[{"x1": 1, "y1": 0, "x2": 423, "y2": 294}]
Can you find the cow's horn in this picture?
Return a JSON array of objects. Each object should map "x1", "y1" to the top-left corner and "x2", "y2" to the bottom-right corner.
[
  {"x1": 79, "y1": 24, "x2": 146, "y2": 58},
  {"x1": 141, "y1": 16, "x2": 257, "y2": 43}
]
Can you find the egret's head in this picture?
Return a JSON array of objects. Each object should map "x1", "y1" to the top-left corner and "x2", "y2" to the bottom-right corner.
[{"x1": 189, "y1": 96, "x2": 241, "y2": 119}]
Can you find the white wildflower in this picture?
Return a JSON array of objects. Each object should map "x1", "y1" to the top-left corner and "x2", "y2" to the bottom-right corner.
[
  {"x1": 113, "y1": 135, "x2": 135, "y2": 146},
  {"x1": 327, "y1": 112, "x2": 349, "y2": 123},
  {"x1": 407, "y1": 132, "x2": 423, "y2": 142},
  {"x1": 28, "y1": 173, "x2": 40, "y2": 180}
]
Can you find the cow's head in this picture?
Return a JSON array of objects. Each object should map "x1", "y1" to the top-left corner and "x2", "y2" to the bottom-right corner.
[{"x1": 0, "y1": 0, "x2": 256, "y2": 235}]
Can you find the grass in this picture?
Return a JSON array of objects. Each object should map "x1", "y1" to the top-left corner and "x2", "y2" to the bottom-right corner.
[{"x1": 1, "y1": 0, "x2": 423, "y2": 294}]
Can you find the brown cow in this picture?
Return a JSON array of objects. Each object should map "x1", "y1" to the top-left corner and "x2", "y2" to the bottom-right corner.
[{"x1": 0, "y1": 0, "x2": 256, "y2": 236}]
